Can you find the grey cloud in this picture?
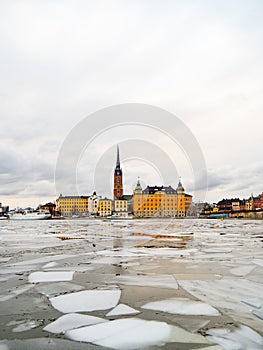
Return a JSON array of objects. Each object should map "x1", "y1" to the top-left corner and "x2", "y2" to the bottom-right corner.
[{"x1": 0, "y1": 1, "x2": 263, "y2": 206}]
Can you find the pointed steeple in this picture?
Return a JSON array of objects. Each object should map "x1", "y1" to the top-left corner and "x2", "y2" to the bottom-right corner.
[
  {"x1": 114, "y1": 144, "x2": 123, "y2": 199},
  {"x1": 116, "y1": 144, "x2": 120, "y2": 168},
  {"x1": 135, "y1": 177, "x2": 142, "y2": 191},
  {"x1": 176, "y1": 177, "x2": 184, "y2": 193}
]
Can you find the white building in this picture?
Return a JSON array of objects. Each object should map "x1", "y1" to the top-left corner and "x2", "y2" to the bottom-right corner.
[{"x1": 88, "y1": 192, "x2": 100, "y2": 215}]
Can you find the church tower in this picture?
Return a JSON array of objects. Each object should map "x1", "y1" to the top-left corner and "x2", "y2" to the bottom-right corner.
[{"x1": 113, "y1": 145, "x2": 123, "y2": 199}]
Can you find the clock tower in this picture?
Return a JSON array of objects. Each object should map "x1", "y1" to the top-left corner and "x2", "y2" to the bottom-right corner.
[{"x1": 113, "y1": 145, "x2": 123, "y2": 199}]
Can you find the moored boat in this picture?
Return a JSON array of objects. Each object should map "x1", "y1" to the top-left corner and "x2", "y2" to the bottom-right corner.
[
  {"x1": 107, "y1": 214, "x2": 133, "y2": 220},
  {"x1": 9, "y1": 209, "x2": 51, "y2": 220}
]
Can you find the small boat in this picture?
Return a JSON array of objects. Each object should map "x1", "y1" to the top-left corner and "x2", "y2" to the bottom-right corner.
[
  {"x1": 0, "y1": 216, "x2": 8, "y2": 220},
  {"x1": 9, "y1": 209, "x2": 51, "y2": 220},
  {"x1": 107, "y1": 214, "x2": 133, "y2": 220}
]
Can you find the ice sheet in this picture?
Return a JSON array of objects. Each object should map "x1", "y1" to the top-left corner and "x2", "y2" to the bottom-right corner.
[
  {"x1": 179, "y1": 279, "x2": 263, "y2": 332},
  {"x1": 142, "y1": 297, "x2": 220, "y2": 316},
  {"x1": 230, "y1": 265, "x2": 256, "y2": 276},
  {"x1": 43, "y1": 313, "x2": 107, "y2": 334},
  {"x1": 8, "y1": 255, "x2": 75, "y2": 267},
  {"x1": 194, "y1": 346, "x2": 224, "y2": 350},
  {"x1": 42, "y1": 262, "x2": 58, "y2": 269},
  {"x1": 28, "y1": 271, "x2": 74, "y2": 283},
  {"x1": 50, "y1": 289, "x2": 121, "y2": 313},
  {"x1": 172, "y1": 318, "x2": 210, "y2": 333},
  {"x1": 35, "y1": 282, "x2": 84, "y2": 297},
  {"x1": 0, "y1": 284, "x2": 33, "y2": 302},
  {"x1": 114, "y1": 274, "x2": 178, "y2": 289},
  {"x1": 253, "y1": 259, "x2": 263, "y2": 267},
  {"x1": 0, "y1": 338, "x2": 99, "y2": 350},
  {"x1": 65, "y1": 317, "x2": 208, "y2": 349},
  {"x1": 206, "y1": 324, "x2": 263, "y2": 349},
  {"x1": 241, "y1": 297, "x2": 261, "y2": 308},
  {"x1": 252, "y1": 309, "x2": 263, "y2": 320},
  {"x1": 0, "y1": 341, "x2": 8, "y2": 350},
  {"x1": 7, "y1": 320, "x2": 43, "y2": 332},
  {"x1": 106, "y1": 304, "x2": 140, "y2": 317}
]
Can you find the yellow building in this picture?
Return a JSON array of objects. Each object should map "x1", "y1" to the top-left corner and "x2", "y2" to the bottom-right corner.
[
  {"x1": 133, "y1": 178, "x2": 192, "y2": 218},
  {"x1": 99, "y1": 198, "x2": 113, "y2": 217},
  {"x1": 114, "y1": 199, "x2": 128, "y2": 217},
  {"x1": 246, "y1": 200, "x2": 252, "y2": 211},
  {"x1": 56, "y1": 195, "x2": 88, "y2": 217}
]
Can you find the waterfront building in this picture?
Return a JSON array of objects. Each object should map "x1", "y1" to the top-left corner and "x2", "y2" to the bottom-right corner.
[
  {"x1": 122, "y1": 194, "x2": 133, "y2": 213},
  {"x1": 38, "y1": 202, "x2": 56, "y2": 216},
  {"x1": 88, "y1": 192, "x2": 100, "y2": 215},
  {"x1": 56, "y1": 195, "x2": 89, "y2": 217},
  {"x1": 99, "y1": 198, "x2": 113, "y2": 217},
  {"x1": 250, "y1": 193, "x2": 263, "y2": 210},
  {"x1": 246, "y1": 200, "x2": 253, "y2": 211},
  {"x1": 114, "y1": 199, "x2": 128, "y2": 217},
  {"x1": 113, "y1": 145, "x2": 123, "y2": 200},
  {"x1": 133, "y1": 178, "x2": 192, "y2": 218},
  {"x1": 231, "y1": 201, "x2": 240, "y2": 211},
  {"x1": 217, "y1": 198, "x2": 236, "y2": 212}
]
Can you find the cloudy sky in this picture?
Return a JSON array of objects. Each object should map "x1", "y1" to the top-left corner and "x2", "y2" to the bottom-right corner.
[{"x1": 0, "y1": 0, "x2": 262, "y2": 208}]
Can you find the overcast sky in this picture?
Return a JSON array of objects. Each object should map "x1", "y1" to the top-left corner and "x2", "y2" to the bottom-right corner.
[{"x1": 0, "y1": 0, "x2": 262, "y2": 208}]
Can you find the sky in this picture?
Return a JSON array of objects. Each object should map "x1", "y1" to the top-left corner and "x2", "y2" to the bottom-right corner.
[{"x1": 0, "y1": 0, "x2": 262, "y2": 208}]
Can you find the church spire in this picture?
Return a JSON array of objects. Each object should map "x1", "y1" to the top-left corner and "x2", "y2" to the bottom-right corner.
[
  {"x1": 116, "y1": 144, "x2": 120, "y2": 168},
  {"x1": 135, "y1": 176, "x2": 142, "y2": 191},
  {"x1": 114, "y1": 145, "x2": 123, "y2": 199}
]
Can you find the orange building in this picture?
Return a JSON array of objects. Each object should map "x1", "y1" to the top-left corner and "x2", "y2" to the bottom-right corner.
[{"x1": 133, "y1": 178, "x2": 192, "y2": 218}]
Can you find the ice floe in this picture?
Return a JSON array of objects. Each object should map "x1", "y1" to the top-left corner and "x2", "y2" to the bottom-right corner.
[
  {"x1": 194, "y1": 346, "x2": 224, "y2": 350},
  {"x1": 28, "y1": 271, "x2": 74, "y2": 283},
  {"x1": 106, "y1": 304, "x2": 139, "y2": 317},
  {"x1": 142, "y1": 297, "x2": 220, "y2": 316},
  {"x1": 206, "y1": 324, "x2": 263, "y2": 350},
  {"x1": 50, "y1": 289, "x2": 121, "y2": 313},
  {"x1": 0, "y1": 284, "x2": 33, "y2": 302},
  {"x1": 252, "y1": 309, "x2": 263, "y2": 320},
  {"x1": 0, "y1": 341, "x2": 8, "y2": 350},
  {"x1": 7, "y1": 319, "x2": 43, "y2": 332},
  {"x1": 9, "y1": 254, "x2": 75, "y2": 266},
  {"x1": 179, "y1": 279, "x2": 263, "y2": 332},
  {"x1": 241, "y1": 297, "x2": 261, "y2": 308},
  {"x1": 42, "y1": 261, "x2": 58, "y2": 269},
  {"x1": 35, "y1": 281, "x2": 84, "y2": 297},
  {"x1": 253, "y1": 259, "x2": 263, "y2": 267},
  {"x1": 43, "y1": 313, "x2": 107, "y2": 334},
  {"x1": 65, "y1": 317, "x2": 208, "y2": 349},
  {"x1": 0, "y1": 338, "x2": 98, "y2": 350},
  {"x1": 171, "y1": 317, "x2": 210, "y2": 333},
  {"x1": 114, "y1": 274, "x2": 178, "y2": 289},
  {"x1": 230, "y1": 265, "x2": 256, "y2": 276}
]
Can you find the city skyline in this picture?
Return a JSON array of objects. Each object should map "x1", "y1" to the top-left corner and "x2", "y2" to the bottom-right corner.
[{"x1": 0, "y1": 1, "x2": 262, "y2": 207}]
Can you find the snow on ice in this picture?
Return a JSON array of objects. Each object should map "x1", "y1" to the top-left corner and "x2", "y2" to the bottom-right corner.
[
  {"x1": 35, "y1": 282, "x2": 84, "y2": 298},
  {"x1": 50, "y1": 289, "x2": 121, "y2": 313},
  {"x1": 106, "y1": 304, "x2": 140, "y2": 317},
  {"x1": 65, "y1": 317, "x2": 208, "y2": 349},
  {"x1": 114, "y1": 274, "x2": 178, "y2": 289},
  {"x1": 142, "y1": 297, "x2": 220, "y2": 316},
  {"x1": 28, "y1": 271, "x2": 74, "y2": 283},
  {"x1": 43, "y1": 313, "x2": 107, "y2": 334},
  {"x1": 206, "y1": 324, "x2": 263, "y2": 349}
]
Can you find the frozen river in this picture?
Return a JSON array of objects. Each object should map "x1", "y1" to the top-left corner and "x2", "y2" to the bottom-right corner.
[{"x1": 0, "y1": 218, "x2": 263, "y2": 349}]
